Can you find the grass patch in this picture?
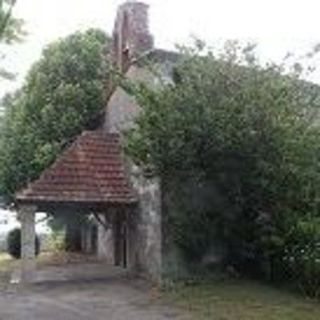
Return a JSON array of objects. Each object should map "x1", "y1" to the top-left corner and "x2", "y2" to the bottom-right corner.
[{"x1": 165, "y1": 279, "x2": 320, "y2": 320}]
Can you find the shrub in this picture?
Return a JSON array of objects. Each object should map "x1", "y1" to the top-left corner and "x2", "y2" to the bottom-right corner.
[
  {"x1": 7, "y1": 228, "x2": 40, "y2": 259},
  {"x1": 288, "y1": 243, "x2": 320, "y2": 298},
  {"x1": 124, "y1": 42, "x2": 320, "y2": 270},
  {"x1": 124, "y1": 42, "x2": 320, "y2": 298},
  {"x1": 48, "y1": 231, "x2": 66, "y2": 252},
  {"x1": 264, "y1": 217, "x2": 320, "y2": 299}
]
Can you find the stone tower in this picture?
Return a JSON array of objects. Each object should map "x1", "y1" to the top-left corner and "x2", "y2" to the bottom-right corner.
[{"x1": 112, "y1": 1, "x2": 154, "y2": 71}]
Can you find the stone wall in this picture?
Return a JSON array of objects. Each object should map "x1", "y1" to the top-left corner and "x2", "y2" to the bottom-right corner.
[
  {"x1": 103, "y1": 62, "x2": 164, "y2": 280},
  {"x1": 102, "y1": 2, "x2": 179, "y2": 281},
  {"x1": 129, "y1": 164, "x2": 162, "y2": 282},
  {"x1": 103, "y1": 61, "x2": 179, "y2": 281},
  {"x1": 104, "y1": 65, "x2": 154, "y2": 133}
]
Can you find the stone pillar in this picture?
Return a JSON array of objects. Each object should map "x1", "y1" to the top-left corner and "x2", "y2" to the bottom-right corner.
[
  {"x1": 130, "y1": 163, "x2": 162, "y2": 282},
  {"x1": 19, "y1": 205, "x2": 37, "y2": 283},
  {"x1": 96, "y1": 213, "x2": 115, "y2": 264},
  {"x1": 127, "y1": 208, "x2": 137, "y2": 271},
  {"x1": 141, "y1": 177, "x2": 162, "y2": 282}
]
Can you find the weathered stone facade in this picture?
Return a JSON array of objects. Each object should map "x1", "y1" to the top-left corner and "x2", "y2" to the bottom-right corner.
[
  {"x1": 102, "y1": 63, "x2": 164, "y2": 280},
  {"x1": 97, "y1": 1, "x2": 166, "y2": 281},
  {"x1": 104, "y1": 65, "x2": 155, "y2": 133},
  {"x1": 129, "y1": 165, "x2": 162, "y2": 281}
]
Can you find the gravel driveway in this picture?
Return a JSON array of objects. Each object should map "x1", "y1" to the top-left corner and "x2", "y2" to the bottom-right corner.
[{"x1": 0, "y1": 263, "x2": 184, "y2": 320}]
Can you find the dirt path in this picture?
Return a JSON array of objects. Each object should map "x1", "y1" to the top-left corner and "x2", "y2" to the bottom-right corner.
[
  {"x1": 0, "y1": 263, "x2": 184, "y2": 320},
  {"x1": 0, "y1": 278, "x2": 183, "y2": 320}
]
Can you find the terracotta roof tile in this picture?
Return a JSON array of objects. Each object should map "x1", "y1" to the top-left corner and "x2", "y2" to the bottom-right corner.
[{"x1": 16, "y1": 130, "x2": 137, "y2": 205}]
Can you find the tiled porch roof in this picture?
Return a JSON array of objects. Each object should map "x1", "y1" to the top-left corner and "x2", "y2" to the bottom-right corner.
[{"x1": 16, "y1": 131, "x2": 137, "y2": 205}]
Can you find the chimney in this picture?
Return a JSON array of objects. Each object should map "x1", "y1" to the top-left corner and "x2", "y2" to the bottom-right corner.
[{"x1": 112, "y1": 1, "x2": 154, "y2": 71}]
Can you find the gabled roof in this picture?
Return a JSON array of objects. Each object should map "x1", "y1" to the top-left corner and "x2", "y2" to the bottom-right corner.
[{"x1": 16, "y1": 130, "x2": 137, "y2": 206}]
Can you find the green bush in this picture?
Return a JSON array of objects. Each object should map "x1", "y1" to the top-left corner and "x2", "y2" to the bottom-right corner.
[
  {"x1": 264, "y1": 217, "x2": 320, "y2": 299},
  {"x1": 47, "y1": 230, "x2": 66, "y2": 252},
  {"x1": 124, "y1": 42, "x2": 320, "y2": 298},
  {"x1": 7, "y1": 228, "x2": 40, "y2": 259},
  {"x1": 288, "y1": 243, "x2": 320, "y2": 298}
]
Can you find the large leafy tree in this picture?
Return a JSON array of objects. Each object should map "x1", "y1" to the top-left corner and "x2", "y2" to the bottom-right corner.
[
  {"x1": 0, "y1": 29, "x2": 111, "y2": 200},
  {"x1": 124, "y1": 42, "x2": 320, "y2": 270}
]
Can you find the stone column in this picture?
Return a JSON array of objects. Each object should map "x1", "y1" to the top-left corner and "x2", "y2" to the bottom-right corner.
[
  {"x1": 131, "y1": 164, "x2": 162, "y2": 282},
  {"x1": 96, "y1": 213, "x2": 115, "y2": 264},
  {"x1": 19, "y1": 205, "x2": 37, "y2": 283}
]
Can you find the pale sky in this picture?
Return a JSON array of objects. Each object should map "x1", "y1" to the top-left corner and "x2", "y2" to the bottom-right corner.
[{"x1": 1, "y1": 0, "x2": 320, "y2": 97}]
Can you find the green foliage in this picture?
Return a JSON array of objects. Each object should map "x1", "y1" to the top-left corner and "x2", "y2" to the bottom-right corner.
[
  {"x1": 267, "y1": 217, "x2": 320, "y2": 298},
  {"x1": 0, "y1": 0, "x2": 25, "y2": 79},
  {"x1": 0, "y1": 29, "x2": 111, "y2": 200},
  {"x1": 47, "y1": 231, "x2": 66, "y2": 252},
  {"x1": 7, "y1": 227, "x2": 40, "y2": 259},
  {"x1": 124, "y1": 42, "x2": 320, "y2": 291},
  {"x1": 0, "y1": 0, "x2": 24, "y2": 44},
  {"x1": 48, "y1": 212, "x2": 89, "y2": 252}
]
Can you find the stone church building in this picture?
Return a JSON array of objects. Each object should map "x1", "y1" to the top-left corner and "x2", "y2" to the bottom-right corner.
[{"x1": 15, "y1": 1, "x2": 180, "y2": 283}]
